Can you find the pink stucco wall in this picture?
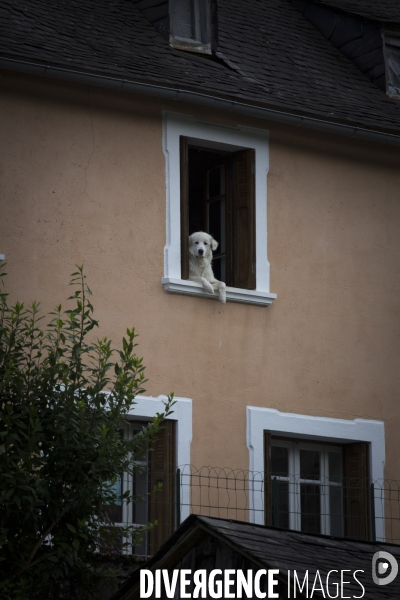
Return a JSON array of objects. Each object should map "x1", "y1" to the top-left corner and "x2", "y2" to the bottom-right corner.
[{"x1": 1, "y1": 70, "x2": 400, "y2": 480}]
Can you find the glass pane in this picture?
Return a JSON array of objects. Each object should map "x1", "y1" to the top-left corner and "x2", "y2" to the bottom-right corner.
[
  {"x1": 300, "y1": 450, "x2": 320, "y2": 480},
  {"x1": 133, "y1": 533, "x2": 148, "y2": 556},
  {"x1": 132, "y1": 434, "x2": 148, "y2": 462},
  {"x1": 300, "y1": 483, "x2": 321, "y2": 534},
  {"x1": 132, "y1": 466, "x2": 149, "y2": 555},
  {"x1": 271, "y1": 479, "x2": 289, "y2": 529},
  {"x1": 386, "y1": 44, "x2": 400, "y2": 95},
  {"x1": 207, "y1": 199, "x2": 225, "y2": 253},
  {"x1": 132, "y1": 467, "x2": 148, "y2": 525},
  {"x1": 271, "y1": 446, "x2": 289, "y2": 477},
  {"x1": 208, "y1": 166, "x2": 225, "y2": 198},
  {"x1": 172, "y1": 0, "x2": 193, "y2": 39},
  {"x1": 109, "y1": 476, "x2": 122, "y2": 504},
  {"x1": 328, "y1": 452, "x2": 342, "y2": 483},
  {"x1": 329, "y1": 485, "x2": 344, "y2": 537},
  {"x1": 103, "y1": 475, "x2": 122, "y2": 523}
]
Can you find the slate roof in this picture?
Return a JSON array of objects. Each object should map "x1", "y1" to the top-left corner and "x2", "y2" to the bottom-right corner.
[
  {"x1": 113, "y1": 515, "x2": 400, "y2": 600},
  {"x1": 315, "y1": 0, "x2": 400, "y2": 24},
  {"x1": 1, "y1": 0, "x2": 400, "y2": 136}
]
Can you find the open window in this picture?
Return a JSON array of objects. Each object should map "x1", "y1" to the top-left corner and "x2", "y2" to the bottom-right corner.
[
  {"x1": 264, "y1": 433, "x2": 371, "y2": 541},
  {"x1": 162, "y1": 113, "x2": 276, "y2": 306},
  {"x1": 180, "y1": 137, "x2": 256, "y2": 289}
]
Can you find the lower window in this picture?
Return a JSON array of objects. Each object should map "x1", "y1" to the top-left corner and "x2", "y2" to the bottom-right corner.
[
  {"x1": 264, "y1": 433, "x2": 371, "y2": 541},
  {"x1": 103, "y1": 420, "x2": 176, "y2": 555}
]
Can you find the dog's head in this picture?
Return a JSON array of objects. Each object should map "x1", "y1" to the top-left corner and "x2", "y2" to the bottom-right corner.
[{"x1": 189, "y1": 231, "x2": 218, "y2": 259}]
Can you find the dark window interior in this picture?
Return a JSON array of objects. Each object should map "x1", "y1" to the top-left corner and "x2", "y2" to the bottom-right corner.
[
  {"x1": 182, "y1": 138, "x2": 256, "y2": 290},
  {"x1": 188, "y1": 147, "x2": 229, "y2": 282}
]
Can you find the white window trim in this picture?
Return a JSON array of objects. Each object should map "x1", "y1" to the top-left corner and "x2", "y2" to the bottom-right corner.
[
  {"x1": 161, "y1": 112, "x2": 277, "y2": 306},
  {"x1": 127, "y1": 394, "x2": 192, "y2": 524},
  {"x1": 246, "y1": 406, "x2": 385, "y2": 540}
]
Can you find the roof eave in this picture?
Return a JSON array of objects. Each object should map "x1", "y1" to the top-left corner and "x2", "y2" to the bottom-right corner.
[{"x1": 2, "y1": 55, "x2": 400, "y2": 147}]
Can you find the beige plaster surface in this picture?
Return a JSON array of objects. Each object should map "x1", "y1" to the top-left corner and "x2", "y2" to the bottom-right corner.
[{"x1": 1, "y1": 70, "x2": 400, "y2": 483}]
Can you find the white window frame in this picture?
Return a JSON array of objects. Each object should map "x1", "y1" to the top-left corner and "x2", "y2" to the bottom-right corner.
[
  {"x1": 162, "y1": 112, "x2": 277, "y2": 306},
  {"x1": 270, "y1": 438, "x2": 343, "y2": 536},
  {"x1": 107, "y1": 395, "x2": 192, "y2": 554},
  {"x1": 246, "y1": 406, "x2": 385, "y2": 540}
]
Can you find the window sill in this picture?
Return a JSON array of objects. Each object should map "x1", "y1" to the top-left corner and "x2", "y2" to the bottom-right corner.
[
  {"x1": 170, "y1": 36, "x2": 212, "y2": 55},
  {"x1": 161, "y1": 278, "x2": 277, "y2": 306}
]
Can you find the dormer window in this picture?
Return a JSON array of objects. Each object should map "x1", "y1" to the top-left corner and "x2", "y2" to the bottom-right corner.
[
  {"x1": 384, "y1": 33, "x2": 400, "y2": 98},
  {"x1": 170, "y1": 0, "x2": 212, "y2": 54}
]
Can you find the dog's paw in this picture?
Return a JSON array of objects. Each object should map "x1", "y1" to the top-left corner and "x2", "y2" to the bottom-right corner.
[
  {"x1": 203, "y1": 282, "x2": 215, "y2": 295},
  {"x1": 218, "y1": 282, "x2": 226, "y2": 304}
]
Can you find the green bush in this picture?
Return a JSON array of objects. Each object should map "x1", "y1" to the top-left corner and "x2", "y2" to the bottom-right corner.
[{"x1": 0, "y1": 265, "x2": 173, "y2": 599}]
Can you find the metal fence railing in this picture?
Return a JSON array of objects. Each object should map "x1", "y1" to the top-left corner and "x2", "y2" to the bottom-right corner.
[
  {"x1": 177, "y1": 465, "x2": 264, "y2": 525},
  {"x1": 176, "y1": 466, "x2": 400, "y2": 545},
  {"x1": 109, "y1": 466, "x2": 400, "y2": 554}
]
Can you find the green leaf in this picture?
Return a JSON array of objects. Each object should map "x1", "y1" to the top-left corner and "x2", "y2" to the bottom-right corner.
[{"x1": 47, "y1": 556, "x2": 58, "y2": 563}]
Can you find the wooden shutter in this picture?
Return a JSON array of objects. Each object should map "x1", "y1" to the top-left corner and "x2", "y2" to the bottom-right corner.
[
  {"x1": 148, "y1": 420, "x2": 176, "y2": 554},
  {"x1": 264, "y1": 431, "x2": 272, "y2": 526},
  {"x1": 180, "y1": 136, "x2": 190, "y2": 280},
  {"x1": 343, "y1": 443, "x2": 370, "y2": 541},
  {"x1": 231, "y1": 149, "x2": 256, "y2": 290}
]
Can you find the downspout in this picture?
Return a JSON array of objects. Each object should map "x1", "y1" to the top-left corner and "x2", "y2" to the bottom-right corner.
[{"x1": 2, "y1": 56, "x2": 400, "y2": 147}]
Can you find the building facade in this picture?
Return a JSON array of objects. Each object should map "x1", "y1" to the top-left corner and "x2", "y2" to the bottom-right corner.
[{"x1": 1, "y1": 0, "x2": 400, "y2": 551}]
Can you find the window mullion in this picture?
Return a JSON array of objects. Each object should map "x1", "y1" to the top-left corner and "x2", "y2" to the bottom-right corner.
[
  {"x1": 290, "y1": 443, "x2": 300, "y2": 531},
  {"x1": 123, "y1": 426, "x2": 133, "y2": 554},
  {"x1": 320, "y1": 451, "x2": 329, "y2": 536}
]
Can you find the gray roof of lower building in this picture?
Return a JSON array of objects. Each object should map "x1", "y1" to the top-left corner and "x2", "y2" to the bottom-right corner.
[{"x1": 113, "y1": 515, "x2": 400, "y2": 600}]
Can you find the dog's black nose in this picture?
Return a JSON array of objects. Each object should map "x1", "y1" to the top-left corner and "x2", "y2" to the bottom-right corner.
[{"x1": 198, "y1": 249, "x2": 204, "y2": 255}]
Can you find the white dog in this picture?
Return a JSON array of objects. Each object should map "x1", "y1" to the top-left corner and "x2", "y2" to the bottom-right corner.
[{"x1": 188, "y1": 231, "x2": 226, "y2": 304}]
